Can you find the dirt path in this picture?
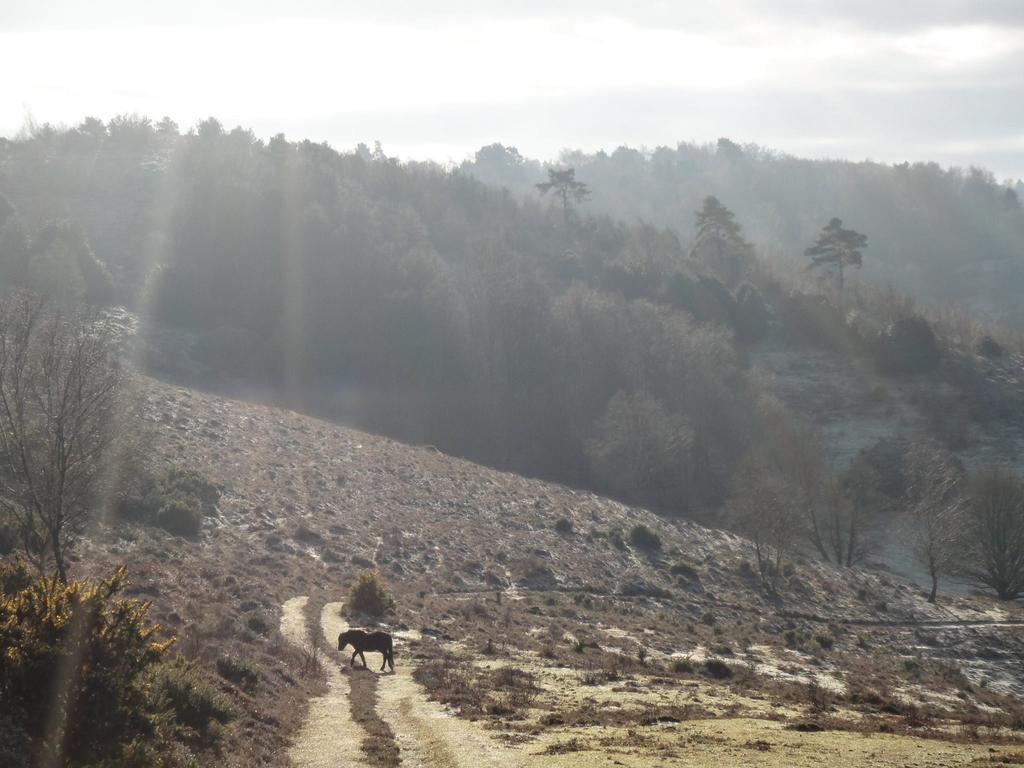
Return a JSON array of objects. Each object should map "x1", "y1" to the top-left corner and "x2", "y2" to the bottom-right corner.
[
  {"x1": 373, "y1": 645, "x2": 526, "y2": 768},
  {"x1": 280, "y1": 597, "x2": 368, "y2": 768},
  {"x1": 283, "y1": 595, "x2": 530, "y2": 767}
]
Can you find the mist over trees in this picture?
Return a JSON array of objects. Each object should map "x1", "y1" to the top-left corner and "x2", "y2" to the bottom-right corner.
[
  {"x1": 461, "y1": 139, "x2": 1024, "y2": 326},
  {"x1": 0, "y1": 117, "x2": 789, "y2": 519},
  {"x1": 3, "y1": 116, "x2": 1024, "y2": 602}
]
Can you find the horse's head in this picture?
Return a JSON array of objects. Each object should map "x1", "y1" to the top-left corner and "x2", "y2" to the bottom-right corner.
[{"x1": 338, "y1": 630, "x2": 351, "y2": 651}]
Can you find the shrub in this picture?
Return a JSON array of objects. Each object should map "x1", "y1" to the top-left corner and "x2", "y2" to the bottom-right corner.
[
  {"x1": 349, "y1": 570, "x2": 395, "y2": 616},
  {"x1": 781, "y1": 292, "x2": 853, "y2": 350},
  {"x1": 672, "y1": 657, "x2": 695, "y2": 674},
  {"x1": 153, "y1": 498, "x2": 203, "y2": 538},
  {"x1": 872, "y1": 315, "x2": 941, "y2": 374},
  {"x1": 149, "y1": 657, "x2": 234, "y2": 749},
  {"x1": 669, "y1": 560, "x2": 700, "y2": 580},
  {"x1": 216, "y1": 655, "x2": 260, "y2": 691},
  {"x1": 554, "y1": 517, "x2": 574, "y2": 534},
  {"x1": 703, "y1": 658, "x2": 734, "y2": 679},
  {"x1": 124, "y1": 468, "x2": 220, "y2": 539},
  {"x1": 815, "y1": 634, "x2": 835, "y2": 651},
  {"x1": 629, "y1": 524, "x2": 662, "y2": 552},
  {"x1": 977, "y1": 335, "x2": 1005, "y2": 359},
  {"x1": 0, "y1": 559, "x2": 176, "y2": 765}
]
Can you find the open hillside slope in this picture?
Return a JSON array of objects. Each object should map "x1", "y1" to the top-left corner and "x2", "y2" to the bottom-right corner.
[{"x1": 70, "y1": 375, "x2": 1024, "y2": 767}]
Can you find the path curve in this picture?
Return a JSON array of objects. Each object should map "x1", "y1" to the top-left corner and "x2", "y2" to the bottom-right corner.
[{"x1": 280, "y1": 597, "x2": 368, "y2": 768}]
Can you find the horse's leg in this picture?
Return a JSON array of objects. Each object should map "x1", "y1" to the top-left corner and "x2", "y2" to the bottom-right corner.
[
  {"x1": 351, "y1": 650, "x2": 358, "y2": 666},
  {"x1": 388, "y1": 649, "x2": 395, "y2": 671},
  {"x1": 359, "y1": 650, "x2": 368, "y2": 668},
  {"x1": 380, "y1": 653, "x2": 387, "y2": 672}
]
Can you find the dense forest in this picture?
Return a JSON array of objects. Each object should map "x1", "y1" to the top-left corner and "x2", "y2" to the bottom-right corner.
[
  {"x1": 463, "y1": 140, "x2": 1024, "y2": 326},
  {"x1": 0, "y1": 116, "x2": 1019, "y2": 538}
]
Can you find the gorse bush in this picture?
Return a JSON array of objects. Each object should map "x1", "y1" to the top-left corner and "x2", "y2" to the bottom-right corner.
[
  {"x1": 349, "y1": 570, "x2": 395, "y2": 616},
  {"x1": 216, "y1": 654, "x2": 260, "y2": 691},
  {"x1": 0, "y1": 560, "x2": 175, "y2": 766},
  {"x1": 0, "y1": 560, "x2": 234, "y2": 765},
  {"x1": 148, "y1": 657, "x2": 234, "y2": 750}
]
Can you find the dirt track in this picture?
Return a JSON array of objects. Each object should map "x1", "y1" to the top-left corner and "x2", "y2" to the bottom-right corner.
[
  {"x1": 282, "y1": 595, "x2": 527, "y2": 768},
  {"x1": 280, "y1": 598, "x2": 368, "y2": 767}
]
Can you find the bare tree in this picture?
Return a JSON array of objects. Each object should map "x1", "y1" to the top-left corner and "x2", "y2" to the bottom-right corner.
[
  {"x1": 729, "y1": 459, "x2": 803, "y2": 594},
  {"x1": 0, "y1": 292, "x2": 127, "y2": 582},
  {"x1": 759, "y1": 410, "x2": 870, "y2": 566},
  {"x1": 964, "y1": 467, "x2": 1024, "y2": 600},
  {"x1": 902, "y1": 444, "x2": 966, "y2": 603}
]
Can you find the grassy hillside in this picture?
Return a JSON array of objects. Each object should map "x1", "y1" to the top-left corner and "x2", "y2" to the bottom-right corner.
[{"x1": 60, "y1": 374, "x2": 1024, "y2": 766}]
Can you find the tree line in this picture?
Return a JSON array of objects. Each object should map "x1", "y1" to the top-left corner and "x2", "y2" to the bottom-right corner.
[{"x1": 3, "y1": 116, "x2": 1024, "y2": 606}]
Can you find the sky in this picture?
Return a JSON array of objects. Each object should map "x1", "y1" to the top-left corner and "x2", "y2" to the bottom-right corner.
[{"x1": 3, "y1": 0, "x2": 1023, "y2": 179}]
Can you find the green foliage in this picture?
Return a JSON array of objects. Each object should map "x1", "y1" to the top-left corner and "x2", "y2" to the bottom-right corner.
[
  {"x1": 349, "y1": 570, "x2": 395, "y2": 616},
  {"x1": 0, "y1": 560, "x2": 176, "y2": 766},
  {"x1": 691, "y1": 196, "x2": 752, "y2": 286},
  {"x1": 628, "y1": 524, "x2": 662, "y2": 552},
  {"x1": 147, "y1": 657, "x2": 234, "y2": 750},
  {"x1": 124, "y1": 469, "x2": 220, "y2": 539},
  {"x1": 215, "y1": 655, "x2": 259, "y2": 691},
  {"x1": 805, "y1": 217, "x2": 868, "y2": 290}
]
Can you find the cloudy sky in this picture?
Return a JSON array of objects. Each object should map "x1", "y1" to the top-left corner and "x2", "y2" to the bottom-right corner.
[{"x1": 3, "y1": 0, "x2": 1023, "y2": 178}]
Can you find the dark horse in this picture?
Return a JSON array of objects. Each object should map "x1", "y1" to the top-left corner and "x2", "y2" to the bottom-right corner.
[{"x1": 338, "y1": 629, "x2": 395, "y2": 671}]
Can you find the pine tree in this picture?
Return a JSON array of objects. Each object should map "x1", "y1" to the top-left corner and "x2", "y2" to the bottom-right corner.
[
  {"x1": 805, "y1": 217, "x2": 868, "y2": 291},
  {"x1": 536, "y1": 167, "x2": 590, "y2": 224},
  {"x1": 690, "y1": 196, "x2": 751, "y2": 285}
]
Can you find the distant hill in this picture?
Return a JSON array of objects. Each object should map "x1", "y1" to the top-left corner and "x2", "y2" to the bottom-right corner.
[{"x1": 461, "y1": 140, "x2": 1024, "y2": 325}]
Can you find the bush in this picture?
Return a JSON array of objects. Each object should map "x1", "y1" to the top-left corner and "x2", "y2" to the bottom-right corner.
[
  {"x1": 216, "y1": 655, "x2": 260, "y2": 691},
  {"x1": 123, "y1": 468, "x2": 220, "y2": 539},
  {"x1": 629, "y1": 524, "x2": 662, "y2": 552},
  {"x1": 149, "y1": 657, "x2": 234, "y2": 749},
  {"x1": 872, "y1": 315, "x2": 941, "y2": 374},
  {"x1": 977, "y1": 335, "x2": 1005, "y2": 359},
  {"x1": 815, "y1": 634, "x2": 835, "y2": 651},
  {"x1": 703, "y1": 658, "x2": 734, "y2": 679},
  {"x1": 554, "y1": 517, "x2": 574, "y2": 535},
  {"x1": 669, "y1": 560, "x2": 700, "y2": 580},
  {"x1": 672, "y1": 657, "x2": 695, "y2": 674},
  {"x1": 349, "y1": 570, "x2": 395, "y2": 616},
  {"x1": 781, "y1": 292, "x2": 854, "y2": 350},
  {"x1": 0, "y1": 559, "x2": 176, "y2": 765}
]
